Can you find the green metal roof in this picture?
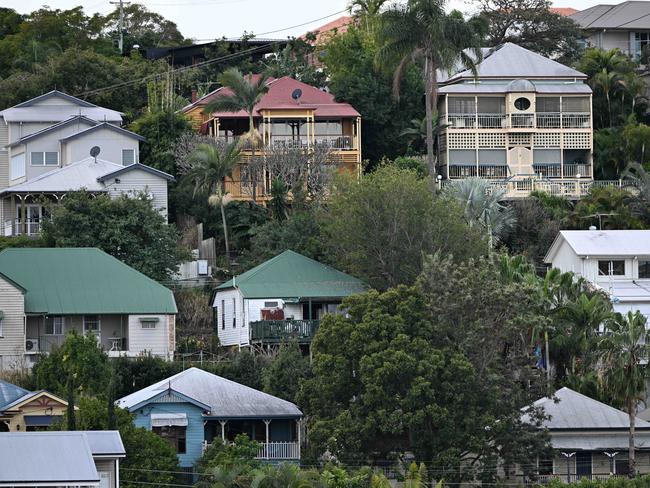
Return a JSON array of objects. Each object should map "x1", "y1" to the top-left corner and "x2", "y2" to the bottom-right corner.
[
  {"x1": 218, "y1": 250, "x2": 366, "y2": 299},
  {"x1": 0, "y1": 248, "x2": 177, "y2": 315}
]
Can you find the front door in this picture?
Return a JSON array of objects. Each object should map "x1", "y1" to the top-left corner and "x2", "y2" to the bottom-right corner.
[
  {"x1": 15, "y1": 205, "x2": 41, "y2": 236},
  {"x1": 575, "y1": 452, "x2": 592, "y2": 479},
  {"x1": 508, "y1": 146, "x2": 533, "y2": 176},
  {"x1": 99, "y1": 471, "x2": 111, "y2": 488}
]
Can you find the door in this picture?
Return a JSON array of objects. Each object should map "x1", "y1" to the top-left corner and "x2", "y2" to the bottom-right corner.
[
  {"x1": 99, "y1": 471, "x2": 111, "y2": 488},
  {"x1": 508, "y1": 147, "x2": 533, "y2": 176},
  {"x1": 15, "y1": 205, "x2": 41, "y2": 236},
  {"x1": 575, "y1": 452, "x2": 592, "y2": 479}
]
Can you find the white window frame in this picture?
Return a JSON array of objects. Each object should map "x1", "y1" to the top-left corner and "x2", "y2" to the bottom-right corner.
[
  {"x1": 30, "y1": 151, "x2": 59, "y2": 166},
  {"x1": 10, "y1": 153, "x2": 26, "y2": 180},
  {"x1": 140, "y1": 318, "x2": 158, "y2": 329},
  {"x1": 45, "y1": 316, "x2": 64, "y2": 336},
  {"x1": 0, "y1": 317, "x2": 3, "y2": 337},
  {"x1": 83, "y1": 315, "x2": 101, "y2": 340},
  {"x1": 232, "y1": 297, "x2": 236, "y2": 328},
  {"x1": 122, "y1": 149, "x2": 135, "y2": 165}
]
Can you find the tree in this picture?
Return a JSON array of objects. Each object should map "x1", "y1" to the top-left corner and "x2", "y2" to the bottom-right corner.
[
  {"x1": 261, "y1": 343, "x2": 311, "y2": 403},
  {"x1": 598, "y1": 312, "x2": 649, "y2": 478},
  {"x1": 41, "y1": 191, "x2": 188, "y2": 282},
  {"x1": 399, "y1": 113, "x2": 448, "y2": 154},
  {"x1": 181, "y1": 141, "x2": 242, "y2": 263},
  {"x1": 377, "y1": 2, "x2": 486, "y2": 188},
  {"x1": 478, "y1": 0, "x2": 584, "y2": 63},
  {"x1": 624, "y1": 163, "x2": 650, "y2": 225},
  {"x1": 175, "y1": 288, "x2": 217, "y2": 353},
  {"x1": 566, "y1": 186, "x2": 643, "y2": 230},
  {"x1": 323, "y1": 166, "x2": 486, "y2": 289},
  {"x1": 444, "y1": 177, "x2": 515, "y2": 249},
  {"x1": 262, "y1": 38, "x2": 327, "y2": 88}
]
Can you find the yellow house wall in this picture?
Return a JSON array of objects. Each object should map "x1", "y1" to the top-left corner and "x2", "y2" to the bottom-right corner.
[
  {"x1": 183, "y1": 107, "x2": 210, "y2": 130},
  {"x1": 3, "y1": 393, "x2": 67, "y2": 431}
]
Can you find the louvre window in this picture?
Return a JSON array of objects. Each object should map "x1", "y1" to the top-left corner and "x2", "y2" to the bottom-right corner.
[{"x1": 122, "y1": 149, "x2": 135, "y2": 165}]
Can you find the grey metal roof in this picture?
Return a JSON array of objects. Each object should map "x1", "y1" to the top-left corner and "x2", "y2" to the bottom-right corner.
[
  {"x1": 570, "y1": 2, "x2": 650, "y2": 29},
  {"x1": 97, "y1": 163, "x2": 174, "y2": 182},
  {"x1": 597, "y1": 281, "x2": 650, "y2": 303},
  {"x1": 58, "y1": 122, "x2": 145, "y2": 143},
  {"x1": 117, "y1": 367, "x2": 303, "y2": 419},
  {"x1": 440, "y1": 82, "x2": 592, "y2": 94},
  {"x1": 0, "y1": 432, "x2": 99, "y2": 486},
  {"x1": 441, "y1": 43, "x2": 587, "y2": 83},
  {"x1": 545, "y1": 230, "x2": 650, "y2": 263},
  {"x1": 523, "y1": 387, "x2": 650, "y2": 430},
  {"x1": 11, "y1": 90, "x2": 96, "y2": 108},
  {"x1": 6, "y1": 116, "x2": 98, "y2": 148},
  {"x1": 550, "y1": 432, "x2": 650, "y2": 450},
  {"x1": 83, "y1": 431, "x2": 126, "y2": 457},
  {"x1": 507, "y1": 79, "x2": 536, "y2": 92},
  {"x1": 1, "y1": 106, "x2": 123, "y2": 123},
  {"x1": 0, "y1": 380, "x2": 30, "y2": 411}
]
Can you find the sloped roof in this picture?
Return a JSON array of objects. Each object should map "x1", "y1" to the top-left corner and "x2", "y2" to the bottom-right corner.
[
  {"x1": 83, "y1": 431, "x2": 126, "y2": 457},
  {"x1": 551, "y1": 7, "x2": 579, "y2": 16},
  {"x1": 570, "y1": 1, "x2": 650, "y2": 29},
  {"x1": 439, "y1": 82, "x2": 591, "y2": 94},
  {"x1": 0, "y1": 432, "x2": 99, "y2": 485},
  {"x1": 0, "y1": 158, "x2": 170, "y2": 195},
  {"x1": 0, "y1": 380, "x2": 30, "y2": 411},
  {"x1": 544, "y1": 230, "x2": 650, "y2": 263},
  {"x1": 196, "y1": 76, "x2": 360, "y2": 118},
  {"x1": 217, "y1": 250, "x2": 367, "y2": 299},
  {"x1": 442, "y1": 43, "x2": 587, "y2": 83},
  {"x1": 523, "y1": 387, "x2": 650, "y2": 430},
  {"x1": 117, "y1": 367, "x2": 302, "y2": 418},
  {"x1": 0, "y1": 248, "x2": 177, "y2": 314},
  {"x1": 58, "y1": 122, "x2": 145, "y2": 143},
  {"x1": 180, "y1": 75, "x2": 274, "y2": 112},
  {"x1": 6, "y1": 115, "x2": 98, "y2": 148},
  {"x1": 0, "y1": 389, "x2": 67, "y2": 412},
  {"x1": 0, "y1": 90, "x2": 122, "y2": 123}
]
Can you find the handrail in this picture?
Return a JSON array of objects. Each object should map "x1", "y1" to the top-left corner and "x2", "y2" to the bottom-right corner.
[{"x1": 250, "y1": 319, "x2": 320, "y2": 343}]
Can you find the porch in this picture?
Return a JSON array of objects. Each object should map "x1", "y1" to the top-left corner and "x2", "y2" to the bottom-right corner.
[{"x1": 250, "y1": 319, "x2": 320, "y2": 344}]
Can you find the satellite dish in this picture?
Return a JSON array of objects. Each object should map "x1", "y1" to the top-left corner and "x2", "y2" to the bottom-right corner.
[
  {"x1": 291, "y1": 88, "x2": 302, "y2": 101},
  {"x1": 90, "y1": 146, "x2": 101, "y2": 158}
]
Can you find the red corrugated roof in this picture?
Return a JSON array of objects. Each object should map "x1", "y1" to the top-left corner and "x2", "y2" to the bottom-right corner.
[
  {"x1": 550, "y1": 7, "x2": 579, "y2": 16},
  {"x1": 208, "y1": 76, "x2": 360, "y2": 118},
  {"x1": 181, "y1": 74, "x2": 274, "y2": 112},
  {"x1": 301, "y1": 16, "x2": 353, "y2": 45}
]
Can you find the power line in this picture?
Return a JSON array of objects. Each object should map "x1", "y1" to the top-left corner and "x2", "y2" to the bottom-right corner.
[{"x1": 254, "y1": 9, "x2": 349, "y2": 37}]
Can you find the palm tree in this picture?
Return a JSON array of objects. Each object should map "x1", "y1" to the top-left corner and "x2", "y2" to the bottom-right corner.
[
  {"x1": 598, "y1": 311, "x2": 649, "y2": 478},
  {"x1": 204, "y1": 68, "x2": 271, "y2": 201},
  {"x1": 349, "y1": 0, "x2": 388, "y2": 16},
  {"x1": 184, "y1": 141, "x2": 241, "y2": 263},
  {"x1": 251, "y1": 463, "x2": 321, "y2": 488},
  {"x1": 399, "y1": 113, "x2": 448, "y2": 153},
  {"x1": 377, "y1": 1, "x2": 485, "y2": 190},
  {"x1": 624, "y1": 162, "x2": 650, "y2": 223},
  {"x1": 445, "y1": 177, "x2": 515, "y2": 249}
]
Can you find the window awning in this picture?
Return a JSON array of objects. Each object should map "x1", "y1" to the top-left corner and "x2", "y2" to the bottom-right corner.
[
  {"x1": 24, "y1": 414, "x2": 62, "y2": 426},
  {"x1": 151, "y1": 412, "x2": 187, "y2": 427},
  {"x1": 139, "y1": 317, "x2": 160, "y2": 323}
]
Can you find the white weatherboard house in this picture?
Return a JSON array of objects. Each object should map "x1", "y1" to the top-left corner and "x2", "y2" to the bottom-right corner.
[
  {"x1": 544, "y1": 230, "x2": 650, "y2": 320},
  {"x1": 212, "y1": 250, "x2": 366, "y2": 348},
  {"x1": 0, "y1": 90, "x2": 173, "y2": 235}
]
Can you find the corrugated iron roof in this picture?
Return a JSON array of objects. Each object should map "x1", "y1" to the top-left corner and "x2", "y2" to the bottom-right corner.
[
  {"x1": 0, "y1": 380, "x2": 30, "y2": 411},
  {"x1": 523, "y1": 387, "x2": 650, "y2": 430},
  {"x1": 546, "y1": 230, "x2": 650, "y2": 262},
  {"x1": 440, "y1": 82, "x2": 591, "y2": 94},
  {"x1": 0, "y1": 248, "x2": 177, "y2": 315},
  {"x1": 117, "y1": 367, "x2": 302, "y2": 418},
  {"x1": 550, "y1": 432, "x2": 650, "y2": 450},
  {"x1": 84, "y1": 431, "x2": 126, "y2": 457},
  {"x1": 217, "y1": 250, "x2": 367, "y2": 299},
  {"x1": 570, "y1": 1, "x2": 650, "y2": 29},
  {"x1": 0, "y1": 432, "x2": 99, "y2": 485}
]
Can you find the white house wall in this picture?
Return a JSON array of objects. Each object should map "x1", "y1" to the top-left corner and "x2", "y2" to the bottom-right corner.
[
  {"x1": 0, "y1": 120, "x2": 8, "y2": 190},
  {"x1": 127, "y1": 314, "x2": 173, "y2": 359},
  {"x1": 0, "y1": 275, "x2": 25, "y2": 370},
  {"x1": 65, "y1": 129, "x2": 139, "y2": 166},
  {"x1": 214, "y1": 288, "x2": 246, "y2": 347},
  {"x1": 614, "y1": 302, "x2": 650, "y2": 323},
  {"x1": 549, "y1": 241, "x2": 583, "y2": 277},
  {"x1": 104, "y1": 169, "x2": 169, "y2": 219},
  {"x1": 245, "y1": 299, "x2": 303, "y2": 323}
]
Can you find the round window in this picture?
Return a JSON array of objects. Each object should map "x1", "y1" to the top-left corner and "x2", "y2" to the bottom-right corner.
[{"x1": 514, "y1": 97, "x2": 531, "y2": 111}]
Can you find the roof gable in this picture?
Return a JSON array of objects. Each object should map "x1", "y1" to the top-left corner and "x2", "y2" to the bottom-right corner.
[
  {"x1": 117, "y1": 367, "x2": 302, "y2": 418},
  {"x1": 524, "y1": 387, "x2": 650, "y2": 430},
  {"x1": 59, "y1": 122, "x2": 145, "y2": 143},
  {"x1": 545, "y1": 230, "x2": 650, "y2": 262},
  {"x1": 444, "y1": 43, "x2": 587, "y2": 82},
  {"x1": 1, "y1": 390, "x2": 68, "y2": 412},
  {"x1": 11, "y1": 90, "x2": 97, "y2": 109},
  {"x1": 217, "y1": 250, "x2": 367, "y2": 299},
  {"x1": 0, "y1": 248, "x2": 177, "y2": 315},
  {"x1": 97, "y1": 163, "x2": 174, "y2": 182},
  {"x1": 7, "y1": 115, "x2": 98, "y2": 148}
]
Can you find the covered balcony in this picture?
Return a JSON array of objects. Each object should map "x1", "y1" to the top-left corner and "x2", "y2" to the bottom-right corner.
[{"x1": 250, "y1": 319, "x2": 320, "y2": 344}]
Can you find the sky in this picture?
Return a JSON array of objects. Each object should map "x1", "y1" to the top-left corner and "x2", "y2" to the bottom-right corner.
[{"x1": 2, "y1": 0, "x2": 616, "y2": 41}]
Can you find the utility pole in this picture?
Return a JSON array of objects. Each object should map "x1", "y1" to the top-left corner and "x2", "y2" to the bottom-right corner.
[{"x1": 109, "y1": 0, "x2": 131, "y2": 55}]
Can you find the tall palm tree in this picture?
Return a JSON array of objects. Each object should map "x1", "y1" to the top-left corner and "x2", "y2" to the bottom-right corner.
[
  {"x1": 598, "y1": 311, "x2": 649, "y2": 478},
  {"x1": 399, "y1": 113, "x2": 448, "y2": 153},
  {"x1": 377, "y1": 1, "x2": 485, "y2": 190},
  {"x1": 624, "y1": 162, "x2": 650, "y2": 223},
  {"x1": 184, "y1": 141, "x2": 241, "y2": 263},
  {"x1": 349, "y1": 0, "x2": 388, "y2": 16},
  {"x1": 251, "y1": 463, "x2": 321, "y2": 488},
  {"x1": 204, "y1": 68, "x2": 271, "y2": 201}
]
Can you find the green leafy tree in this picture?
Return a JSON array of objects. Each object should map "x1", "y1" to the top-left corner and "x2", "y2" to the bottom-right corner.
[
  {"x1": 195, "y1": 434, "x2": 260, "y2": 473},
  {"x1": 598, "y1": 312, "x2": 649, "y2": 478},
  {"x1": 262, "y1": 343, "x2": 311, "y2": 403},
  {"x1": 41, "y1": 191, "x2": 188, "y2": 282},
  {"x1": 566, "y1": 186, "x2": 643, "y2": 230},
  {"x1": 263, "y1": 38, "x2": 327, "y2": 88},
  {"x1": 377, "y1": 2, "x2": 486, "y2": 186},
  {"x1": 399, "y1": 113, "x2": 448, "y2": 154},
  {"x1": 323, "y1": 166, "x2": 486, "y2": 289}
]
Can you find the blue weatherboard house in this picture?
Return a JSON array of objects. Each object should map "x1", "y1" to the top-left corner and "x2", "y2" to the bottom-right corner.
[{"x1": 116, "y1": 368, "x2": 303, "y2": 467}]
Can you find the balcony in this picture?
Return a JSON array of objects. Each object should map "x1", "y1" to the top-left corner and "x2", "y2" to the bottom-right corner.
[
  {"x1": 446, "y1": 112, "x2": 591, "y2": 130},
  {"x1": 3, "y1": 219, "x2": 41, "y2": 237},
  {"x1": 257, "y1": 441, "x2": 300, "y2": 460},
  {"x1": 531, "y1": 474, "x2": 624, "y2": 484},
  {"x1": 532, "y1": 163, "x2": 562, "y2": 178},
  {"x1": 448, "y1": 164, "x2": 509, "y2": 179},
  {"x1": 250, "y1": 319, "x2": 320, "y2": 343},
  {"x1": 215, "y1": 135, "x2": 357, "y2": 151}
]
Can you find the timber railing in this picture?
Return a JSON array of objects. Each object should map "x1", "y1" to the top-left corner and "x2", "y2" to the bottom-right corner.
[{"x1": 250, "y1": 319, "x2": 320, "y2": 343}]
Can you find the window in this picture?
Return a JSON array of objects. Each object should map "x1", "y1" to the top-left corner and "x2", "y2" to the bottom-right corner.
[
  {"x1": 598, "y1": 260, "x2": 626, "y2": 276},
  {"x1": 140, "y1": 318, "x2": 158, "y2": 329},
  {"x1": 634, "y1": 32, "x2": 650, "y2": 58},
  {"x1": 514, "y1": 97, "x2": 531, "y2": 111},
  {"x1": 122, "y1": 149, "x2": 135, "y2": 165},
  {"x1": 45, "y1": 316, "x2": 64, "y2": 335},
  {"x1": 615, "y1": 457, "x2": 630, "y2": 476},
  {"x1": 30, "y1": 152, "x2": 58, "y2": 166},
  {"x1": 537, "y1": 97, "x2": 560, "y2": 113},
  {"x1": 639, "y1": 260, "x2": 650, "y2": 279},
  {"x1": 232, "y1": 298, "x2": 236, "y2": 328},
  {"x1": 264, "y1": 301, "x2": 279, "y2": 308},
  {"x1": 83, "y1": 315, "x2": 101, "y2": 336},
  {"x1": 221, "y1": 300, "x2": 225, "y2": 330},
  {"x1": 562, "y1": 96, "x2": 590, "y2": 113},
  {"x1": 152, "y1": 426, "x2": 186, "y2": 454},
  {"x1": 448, "y1": 97, "x2": 476, "y2": 114},
  {"x1": 0, "y1": 312, "x2": 3, "y2": 337},
  {"x1": 538, "y1": 458, "x2": 553, "y2": 476},
  {"x1": 10, "y1": 153, "x2": 25, "y2": 179}
]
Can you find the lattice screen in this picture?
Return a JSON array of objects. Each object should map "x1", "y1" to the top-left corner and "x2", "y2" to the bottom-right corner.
[
  {"x1": 533, "y1": 132, "x2": 561, "y2": 148},
  {"x1": 563, "y1": 132, "x2": 591, "y2": 149},
  {"x1": 508, "y1": 133, "x2": 532, "y2": 146},
  {"x1": 448, "y1": 133, "x2": 477, "y2": 149},
  {"x1": 478, "y1": 133, "x2": 506, "y2": 148}
]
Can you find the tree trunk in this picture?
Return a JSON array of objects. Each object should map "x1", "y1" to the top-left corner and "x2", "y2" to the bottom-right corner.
[
  {"x1": 424, "y1": 56, "x2": 437, "y2": 194},
  {"x1": 66, "y1": 375, "x2": 76, "y2": 431},
  {"x1": 249, "y1": 112, "x2": 258, "y2": 202},
  {"x1": 220, "y1": 198, "x2": 231, "y2": 265},
  {"x1": 629, "y1": 401, "x2": 636, "y2": 478}
]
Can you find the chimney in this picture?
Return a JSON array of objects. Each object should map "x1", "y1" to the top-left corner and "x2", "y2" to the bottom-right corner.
[{"x1": 191, "y1": 89, "x2": 198, "y2": 103}]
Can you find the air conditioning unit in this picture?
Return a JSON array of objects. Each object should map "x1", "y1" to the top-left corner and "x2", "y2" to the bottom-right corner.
[{"x1": 25, "y1": 338, "x2": 39, "y2": 353}]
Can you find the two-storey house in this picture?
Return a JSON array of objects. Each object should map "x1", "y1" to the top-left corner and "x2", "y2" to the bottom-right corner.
[
  {"x1": 181, "y1": 76, "x2": 361, "y2": 201},
  {"x1": 438, "y1": 43, "x2": 594, "y2": 198},
  {"x1": 544, "y1": 230, "x2": 650, "y2": 320},
  {"x1": 0, "y1": 91, "x2": 173, "y2": 235},
  {"x1": 0, "y1": 247, "x2": 177, "y2": 369}
]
